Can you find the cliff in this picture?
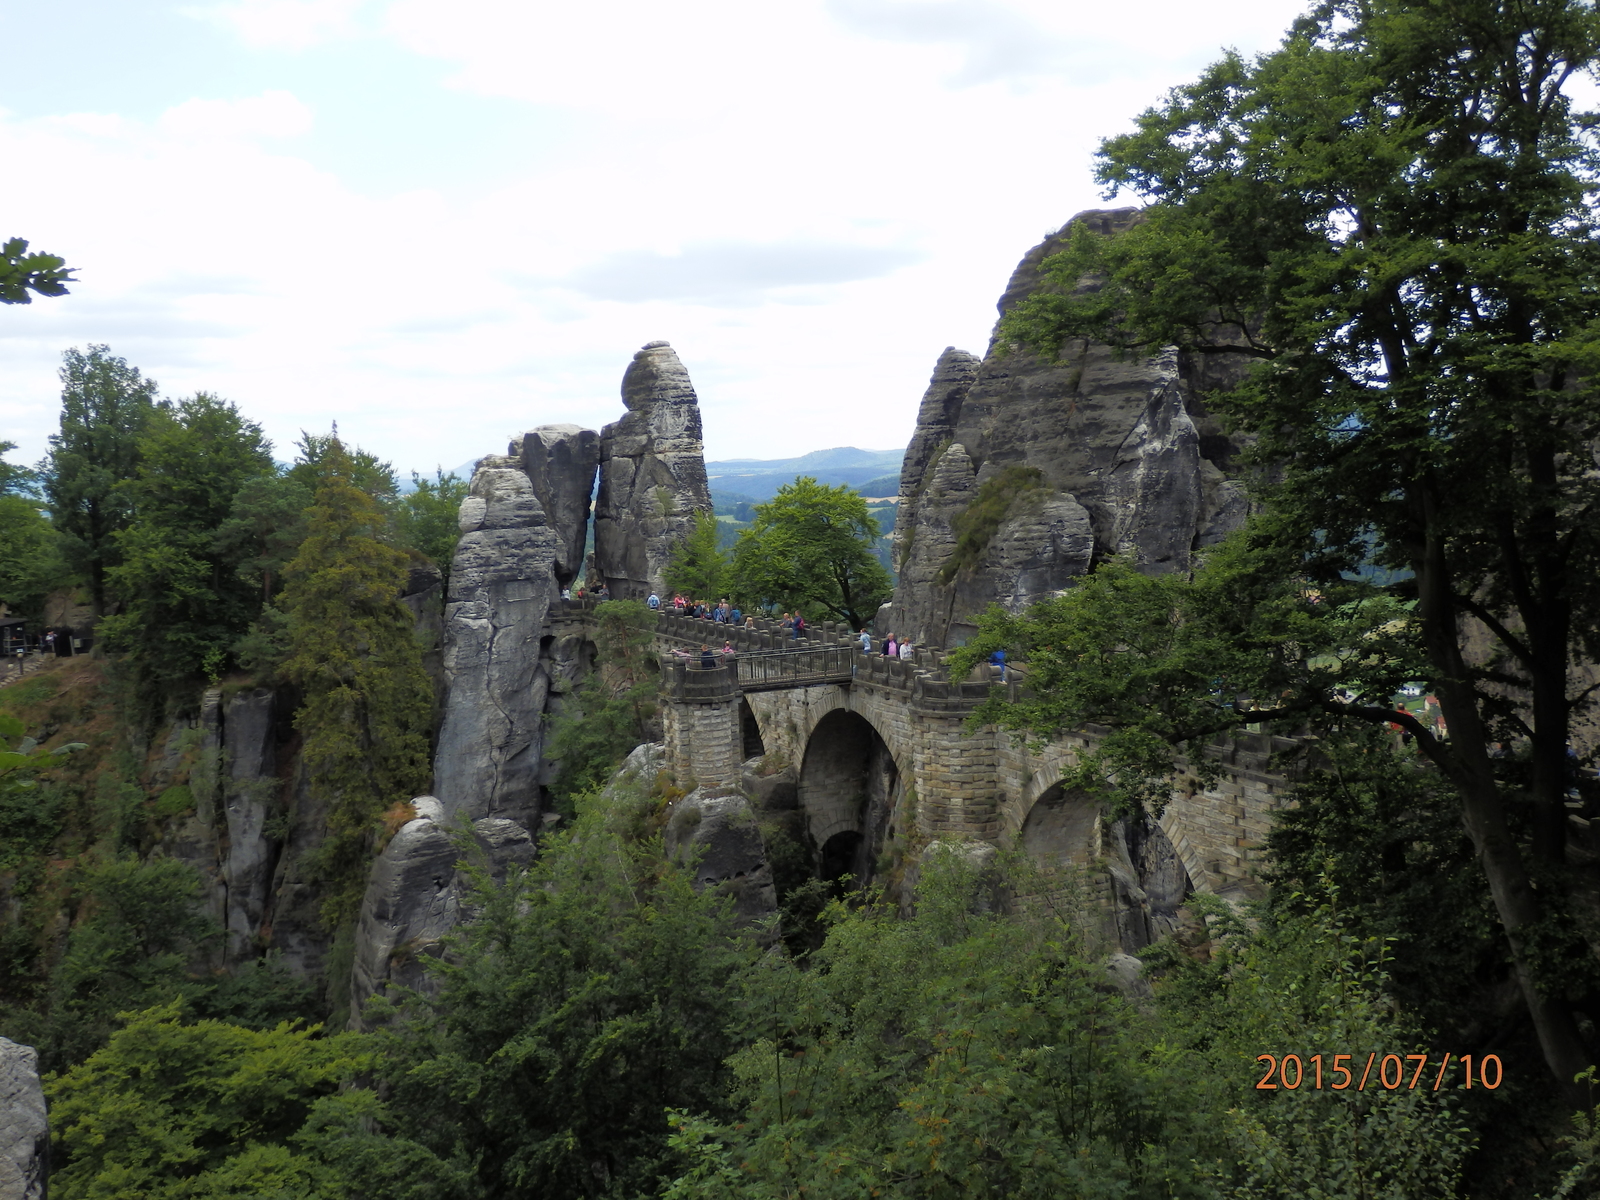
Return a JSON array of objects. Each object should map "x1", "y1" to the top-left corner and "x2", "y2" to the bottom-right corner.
[{"x1": 885, "y1": 209, "x2": 1249, "y2": 648}]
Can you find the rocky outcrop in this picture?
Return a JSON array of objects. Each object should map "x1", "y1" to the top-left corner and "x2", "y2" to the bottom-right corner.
[
  {"x1": 433, "y1": 457, "x2": 563, "y2": 826},
  {"x1": 0, "y1": 1039, "x2": 47, "y2": 1200},
  {"x1": 594, "y1": 341, "x2": 713, "y2": 598},
  {"x1": 893, "y1": 347, "x2": 981, "y2": 564},
  {"x1": 885, "y1": 209, "x2": 1249, "y2": 647},
  {"x1": 219, "y1": 687, "x2": 279, "y2": 957},
  {"x1": 348, "y1": 796, "x2": 536, "y2": 1029},
  {"x1": 514, "y1": 424, "x2": 601, "y2": 589},
  {"x1": 665, "y1": 787, "x2": 776, "y2": 924}
]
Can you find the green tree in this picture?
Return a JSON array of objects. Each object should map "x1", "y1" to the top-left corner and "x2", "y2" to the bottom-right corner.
[
  {"x1": 279, "y1": 439, "x2": 433, "y2": 925},
  {"x1": 0, "y1": 236, "x2": 74, "y2": 304},
  {"x1": 992, "y1": 0, "x2": 1600, "y2": 1092},
  {"x1": 394, "y1": 468, "x2": 468, "y2": 594},
  {"x1": 0, "y1": 494, "x2": 69, "y2": 624},
  {"x1": 98, "y1": 393, "x2": 275, "y2": 707},
  {"x1": 664, "y1": 510, "x2": 728, "y2": 600},
  {"x1": 726, "y1": 476, "x2": 891, "y2": 628},
  {"x1": 0, "y1": 439, "x2": 39, "y2": 496},
  {"x1": 27, "y1": 855, "x2": 216, "y2": 1071},
  {"x1": 379, "y1": 783, "x2": 754, "y2": 1199},
  {"x1": 47, "y1": 1002, "x2": 463, "y2": 1200},
  {"x1": 289, "y1": 428, "x2": 399, "y2": 503},
  {"x1": 43, "y1": 346, "x2": 162, "y2": 617}
]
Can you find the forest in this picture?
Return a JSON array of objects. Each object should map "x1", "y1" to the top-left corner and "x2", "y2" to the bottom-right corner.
[{"x1": 9, "y1": 0, "x2": 1600, "y2": 1196}]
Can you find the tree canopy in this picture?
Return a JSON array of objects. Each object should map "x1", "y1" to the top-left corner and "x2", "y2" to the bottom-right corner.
[
  {"x1": 987, "y1": 0, "x2": 1600, "y2": 1093},
  {"x1": 43, "y1": 346, "x2": 162, "y2": 617},
  {"x1": 726, "y1": 477, "x2": 891, "y2": 629}
]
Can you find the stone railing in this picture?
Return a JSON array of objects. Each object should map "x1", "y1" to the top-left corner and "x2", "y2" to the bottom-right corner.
[{"x1": 550, "y1": 595, "x2": 1013, "y2": 703}]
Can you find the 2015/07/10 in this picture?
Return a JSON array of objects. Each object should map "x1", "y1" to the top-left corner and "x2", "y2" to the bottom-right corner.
[{"x1": 1256, "y1": 1053, "x2": 1502, "y2": 1091}]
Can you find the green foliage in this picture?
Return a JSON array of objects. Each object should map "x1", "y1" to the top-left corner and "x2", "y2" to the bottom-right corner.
[
  {"x1": 949, "y1": 536, "x2": 1418, "y2": 817},
  {"x1": 215, "y1": 471, "x2": 314, "y2": 607},
  {"x1": 665, "y1": 509, "x2": 729, "y2": 600},
  {"x1": 0, "y1": 714, "x2": 81, "y2": 870},
  {"x1": 98, "y1": 393, "x2": 275, "y2": 710},
  {"x1": 727, "y1": 476, "x2": 892, "y2": 628},
  {"x1": 0, "y1": 439, "x2": 40, "y2": 496},
  {"x1": 279, "y1": 439, "x2": 433, "y2": 927},
  {"x1": 43, "y1": 345, "x2": 162, "y2": 616},
  {"x1": 378, "y1": 786, "x2": 756, "y2": 1198},
  {"x1": 666, "y1": 854, "x2": 1471, "y2": 1200},
  {"x1": 47, "y1": 1001, "x2": 465, "y2": 1200},
  {"x1": 394, "y1": 468, "x2": 468, "y2": 593},
  {"x1": 1150, "y1": 896, "x2": 1473, "y2": 1199},
  {"x1": 29, "y1": 855, "x2": 216, "y2": 1071},
  {"x1": 1263, "y1": 727, "x2": 1503, "y2": 1037},
  {"x1": 288, "y1": 429, "x2": 400, "y2": 502},
  {"x1": 0, "y1": 236, "x2": 74, "y2": 304},
  {"x1": 936, "y1": 465, "x2": 1045, "y2": 584},
  {"x1": 667, "y1": 850, "x2": 1224, "y2": 1199},
  {"x1": 0, "y1": 446, "x2": 64, "y2": 621}
]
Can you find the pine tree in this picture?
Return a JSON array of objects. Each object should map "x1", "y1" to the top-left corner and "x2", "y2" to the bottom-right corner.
[{"x1": 279, "y1": 439, "x2": 433, "y2": 925}]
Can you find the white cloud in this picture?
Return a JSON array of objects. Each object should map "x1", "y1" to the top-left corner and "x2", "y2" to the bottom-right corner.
[
  {"x1": 186, "y1": 0, "x2": 369, "y2": 50},
  {"x1": 1, "y1": 0, "x2": 1309, "y2": 476},
  {"x1": 159, "y1": 91, "x2": 315, "y2": 141}
]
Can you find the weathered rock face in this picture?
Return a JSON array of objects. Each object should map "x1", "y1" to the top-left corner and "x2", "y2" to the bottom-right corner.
[
  {"x1": 0, "y1": 1038, "x2": 47, "y2": 1200},
  {"x1": 665, "y1": 787, "x2": 777, "y2": 924},
  {"x1": 886, "y1": 209, "x2": 1249, "y2": 647},
  {"x1": 348, "y1": 796, "x2": 536, "y2": 1029},
  {"x1": 892, "y1": 346, "x2": 981, "y2": 556},
  {"x1": 433, "y1": 456, "x2": 563, "y2": 826},
  {"x1": 514, "y1": 424, "x2": 601, "y2": 589},
  {"x1": 219, "y1": 687, "x2": 279, "y2": 957},
  {"x1": 594, "y1": 341, "x2": 713, "y2": 599}
]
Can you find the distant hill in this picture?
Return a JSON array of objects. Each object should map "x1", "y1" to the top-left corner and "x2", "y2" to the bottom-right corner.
[
  {"x1": 705, "y1": 447, "x2": 903, "y2": 502},
  {"x1": 409, "y1": 447, "x2": 906, "y2": 503}
]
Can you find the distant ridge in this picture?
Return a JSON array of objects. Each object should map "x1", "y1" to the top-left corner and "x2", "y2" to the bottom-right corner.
[{"x1": 407, "y1": 447, "x2": 903, "y2": 502}]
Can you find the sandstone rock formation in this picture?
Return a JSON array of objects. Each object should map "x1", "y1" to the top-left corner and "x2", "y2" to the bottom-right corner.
[
  {"x1": 665, "y1": 787, "x2": 776, "y2": 924},
  {"x1": 348, "y1": 796, "x2": 536, "y2": 1029},
  {"x1": 0, "y1": 1038, "x2": 47, "y2": 1200},
  {"x1": 514, "y1": 424, "x2": 601, "y2": 589},
  {"x1": 886, "y1": 209, "x2": 1248, "y2": 647},
  {"x1": 594, "y1": 341, "x2": 713, "y2": 599},
  {"x1": 433, "y1": 456, "x2": 563, "y2": 825}
]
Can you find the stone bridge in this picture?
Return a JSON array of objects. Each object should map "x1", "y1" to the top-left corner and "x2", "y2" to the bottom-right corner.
[{"x1": 618, "y1": 605, "x2": 1296, "y2": 916}]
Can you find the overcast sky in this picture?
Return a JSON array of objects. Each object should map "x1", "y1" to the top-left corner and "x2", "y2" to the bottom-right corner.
[{"x1": 1, "y1": 0, "x2": 1305, "y2": 477}]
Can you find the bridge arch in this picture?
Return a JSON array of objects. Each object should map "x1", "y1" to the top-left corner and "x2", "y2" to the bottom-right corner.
[{"x1": 797, "y1": 708, "x2": 906, "y2": 887}]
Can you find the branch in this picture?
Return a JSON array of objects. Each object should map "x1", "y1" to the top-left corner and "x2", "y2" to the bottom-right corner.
[{"x1": 1450, "y1": 592, "x2": 1533, "y2": 668}]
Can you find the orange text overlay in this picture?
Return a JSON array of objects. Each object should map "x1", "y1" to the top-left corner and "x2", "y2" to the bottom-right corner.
[{"x1": 1256, "y1": 1053, "x2": 1502, "y2": 1092}]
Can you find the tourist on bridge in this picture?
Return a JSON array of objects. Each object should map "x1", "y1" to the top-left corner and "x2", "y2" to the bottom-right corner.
[
  {"x1": 792, "y1": 611, "x2": 804, "y2": 640},
  {"x1": 700, "y1": 644, "x2": 715, "y2": 668},
  {"x1": 858, "y1": 628, "x2": 872, "y2": 652},
  {"x1": 647, "y1": 592, "x2": 660, "y2": 609},
  {"x1": 882, "y1": 633, "x2": 898, "y2": 657}
]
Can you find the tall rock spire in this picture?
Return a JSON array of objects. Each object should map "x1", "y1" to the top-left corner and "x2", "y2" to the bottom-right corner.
[{"x1": 593, "y1": 340, "x2": 714, "y2": 598}]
